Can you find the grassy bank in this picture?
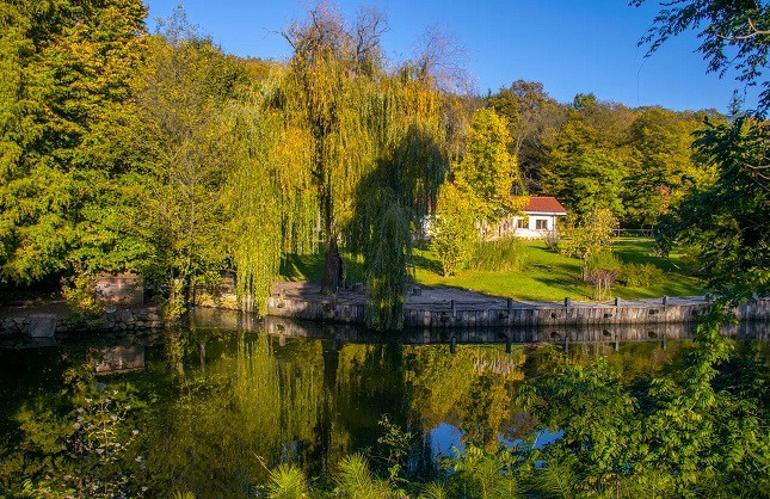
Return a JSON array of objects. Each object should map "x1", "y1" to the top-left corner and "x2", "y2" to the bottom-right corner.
[{"x1": 279, "y1": 238, "x2": 704, "y2": 302}]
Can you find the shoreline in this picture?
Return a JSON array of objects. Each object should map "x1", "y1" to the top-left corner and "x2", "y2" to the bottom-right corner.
[
  {"x1": 263, "y1": 282, "x2": 770, "y2": 329},
  {"x1": 2, "y1": 282, "x2": 769, "y2": 339}
]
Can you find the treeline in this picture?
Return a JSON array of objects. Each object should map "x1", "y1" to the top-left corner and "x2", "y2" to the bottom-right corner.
[
  {"x1": 487, "y1": 86, "x2": 722, "y2": 225},
  {"x1": 1, "y1": 0, "x2": 767, "y2": 327}
]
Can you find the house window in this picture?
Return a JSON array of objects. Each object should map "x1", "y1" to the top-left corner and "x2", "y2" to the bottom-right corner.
[
  {"x1": 517, "y1": 218, "x2": 528, "y2": 229},
  {"x1": 535, "y1": 219, "x2": 548, "y2": 230}
]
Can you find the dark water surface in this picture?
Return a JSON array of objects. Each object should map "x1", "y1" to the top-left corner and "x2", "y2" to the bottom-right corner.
[{"x1": 1, "y1": 310, "x2": 768, "y2": 496}]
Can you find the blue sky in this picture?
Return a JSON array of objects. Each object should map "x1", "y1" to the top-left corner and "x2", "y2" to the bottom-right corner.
[{"x1": 143, "y1": 0, "x2": 759, "y2": 112}]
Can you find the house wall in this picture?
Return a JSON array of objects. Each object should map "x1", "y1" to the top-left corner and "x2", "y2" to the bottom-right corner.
[{"x1": 510, "y1": 214, "x2": 558, "y2": 239}]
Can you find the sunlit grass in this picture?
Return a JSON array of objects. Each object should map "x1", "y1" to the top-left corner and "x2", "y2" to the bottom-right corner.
[{"x1": 280, "y1": 238, "x2": 704, "y2": 302}]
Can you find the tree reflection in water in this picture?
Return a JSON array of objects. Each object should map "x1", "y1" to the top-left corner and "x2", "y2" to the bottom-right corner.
[{"x1": 0, "y1": 315, "x2": 768, "y2": 496}]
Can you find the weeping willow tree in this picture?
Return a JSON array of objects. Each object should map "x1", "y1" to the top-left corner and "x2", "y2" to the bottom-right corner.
[
  {"x1": 279, "y1": 5, "x2": 454, "y2": 329},
  {"x1": 221, "y1": 81, "x2": 316, "y2": 313},
  {"x1": 280, "y1": 5, "x2": 391, "y2": 295},
  {"x1": 346, "y1": 76, "x2": 451, "y2": 330}
]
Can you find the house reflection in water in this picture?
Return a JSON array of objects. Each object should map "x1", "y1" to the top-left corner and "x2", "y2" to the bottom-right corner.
[{"x1": 93, "y1": 344, "x2": 145, "y2": 374}]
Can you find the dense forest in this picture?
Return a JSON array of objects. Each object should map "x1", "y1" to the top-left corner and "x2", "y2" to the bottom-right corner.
[{"x1": 1, "y1": 0, "x2": 768, "y2": 328}]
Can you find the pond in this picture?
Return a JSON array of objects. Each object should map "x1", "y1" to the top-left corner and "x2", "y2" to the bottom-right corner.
[{"x1": 1, "y1": 310, "x2": 769, "y2": 497}]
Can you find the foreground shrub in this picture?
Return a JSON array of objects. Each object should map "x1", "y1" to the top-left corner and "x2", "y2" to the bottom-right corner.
[
  {"x1": 469, "y1": 238, "x2": 528, "y2": 272},
  {"x1": 622, "y1": 263, "x2": 663, "y2": 288}
]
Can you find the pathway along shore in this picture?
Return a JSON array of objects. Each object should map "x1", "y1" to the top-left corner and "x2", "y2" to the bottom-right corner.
[{"x1": 263, "y1": 282, "x2": 770, "y2": 329}]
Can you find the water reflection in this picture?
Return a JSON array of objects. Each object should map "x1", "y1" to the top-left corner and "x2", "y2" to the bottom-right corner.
[{"x1": 1, "y1": 313, "x2": 768, "y2": 496}]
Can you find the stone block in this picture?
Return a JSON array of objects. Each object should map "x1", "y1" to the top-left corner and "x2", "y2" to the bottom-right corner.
[
  {"x1": 94, "y1": 272, "x2": 144, "y2": 307},
  {"x1": 27, "y1": 314, "x2": 57, "y2": 338}
]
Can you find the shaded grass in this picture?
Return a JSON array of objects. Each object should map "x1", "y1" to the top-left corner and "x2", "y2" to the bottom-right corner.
[{"x1": 279, "y1": 238, "x2": 704, "y2": 302}]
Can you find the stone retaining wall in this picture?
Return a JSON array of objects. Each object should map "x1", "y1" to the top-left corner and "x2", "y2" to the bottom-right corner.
[
  {"x1": 0, "y1": 306, "x2": 165, "y2": 339},
  {"x1": 266, "y1": 295, "x2": 770, "y2": 329}
]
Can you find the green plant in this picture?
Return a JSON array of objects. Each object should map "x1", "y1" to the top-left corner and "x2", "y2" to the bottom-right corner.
[
  {"x1": 544, "y1": 230, "x2": 560, "y2": 251},
  {"x1": 469, "y1": 238, "x2": 528, "y2": 272},
  {"x1": 61, "y1": 273, "x2": 105, "y2": 329},
  {"x1": 583, "y1": 251, "x2": 622, "y2": 300},
  {"x1": 622, "y1": 263, "x2": 663, "y2": 288},
  {"x1": 335, "y1": 454, "x2": 398, "y2": 498},
  {"x1": 559, "y1": 208, "x2": 619, "y2": 260},
  {"x1": 431, "y1": 183, "x2": 480, "y2": 276},
  {"x1": 267, "y1": 464, "x2": 308, "y2": 498}
]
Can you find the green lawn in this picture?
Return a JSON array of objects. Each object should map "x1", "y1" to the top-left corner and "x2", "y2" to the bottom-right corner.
[{"x1": 279, "y1": 238, "x2": 704, "y2": 302}]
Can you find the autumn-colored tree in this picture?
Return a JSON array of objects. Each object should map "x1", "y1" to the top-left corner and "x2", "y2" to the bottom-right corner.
[
  {"x1": 281, "y1": 4, "x2": 388, "y2": 295},
  {"x1": 454, "y1": 108, "x2": 521, "y2": 222},
  {"x1": 431, "y1": 183, "x2": 479, "y2": 276},
  {"x1": 624, "y1": 107, "x2": 717, "y2": 227},
  {"x1": 125, "y1": 10, "x2": 248, "y2": 315},
  {"x1": 486, "y1": 80, "x2": 568, "y2": 191}
]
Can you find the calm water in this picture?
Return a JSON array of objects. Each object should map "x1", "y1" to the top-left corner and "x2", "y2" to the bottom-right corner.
[{"x1": 1, "y1": 310, "x2": 768, "y2": 496}]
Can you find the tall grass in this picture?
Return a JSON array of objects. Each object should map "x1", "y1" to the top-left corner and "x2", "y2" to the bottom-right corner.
[{"x1": 469, "y1": 238, "x2": 528, "y2": 272}]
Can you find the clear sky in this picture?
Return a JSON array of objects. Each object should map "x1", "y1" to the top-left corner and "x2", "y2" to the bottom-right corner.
[{"x1": 143, "y1": 0, "x2": 759, "y2": 113}]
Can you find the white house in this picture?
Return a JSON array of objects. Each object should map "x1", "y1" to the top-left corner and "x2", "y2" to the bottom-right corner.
[
  {"x1": 420, "y1": 195, "x2": 568, "y2": 241},
  {"x1": 494, "y1": 196, "x2": 567, "y2": 239}
]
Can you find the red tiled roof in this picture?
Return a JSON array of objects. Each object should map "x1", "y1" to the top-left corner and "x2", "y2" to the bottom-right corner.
[{"x1": 513, "y1": 196, "x2": 567, "y2": 214}]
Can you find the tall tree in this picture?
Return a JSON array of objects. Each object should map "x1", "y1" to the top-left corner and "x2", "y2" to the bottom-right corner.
[
  {"x1": 487, "y1": 81, "x2": 567, "y2": 191},
  {"x1": 281, "y1": 4, "x2": 388, "y2": 295},
  {"x1": 656, "y1": 117, "x2": 770, "y2": 300},
  {"x1": 540, "y1": 108, "x2": 628, "y2": 218},
  {"x1": 0, "y1": 0, "x2": 149, "y2": 283},
  {"x1": 130, "y1": 9, "x2": 246, "y2": 314},
  {"x1": 453, "y1": 108, "x2": 521, "y2": 222},
  {"x1": 624, "y1": 107, "x2": 717, "y2": 227},
  {"x1": 280, "y1": 6, "x2": 452, "y2": 328}
]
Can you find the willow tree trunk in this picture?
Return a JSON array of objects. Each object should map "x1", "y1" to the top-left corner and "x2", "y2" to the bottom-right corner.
[{"x1": 321, "y1": 235, "x2": 343, "y2": 294}]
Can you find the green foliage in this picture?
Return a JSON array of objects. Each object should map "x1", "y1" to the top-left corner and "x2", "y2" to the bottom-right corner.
[
  {"x1": 656, "y1": 117, "x2": 770, "y2": 301},
  {"x1": 622, "y1": 262, "x2": 663, "y2": 288},
  {"x1": 624, "y1": 107, "x2": 716, "y2": 227},
  {"x1": 635, "y1": 0, "x2": 770, "y2": 113},
  {"x1": 519, "y1": 309, "x2": 770, "y2": 497},
  {"x1": 540, "y1": 108, "x2": 629, "y2": 219},
  {"x1": 444, "y1": 444, "x2": 520, "y2": 498},
  {"x1": 430, "y1": 183, "x2": 479, "y2": 276},
  {"x1": 454, "y1": 108, "x2": 521, "y2": 221},
  {"x1": 267, "y1": 464, "x2": 309, "y2": 499},
  {"x1": 469, "y1": 237, "x2": 528, "y2": 272},
  {"x1": 0, "y1": 0, "x2": 151, "y2": 283},
  {"x1": 559, "y1": 207, "x2": 618, "y2": 260},
  {"x1": 281, "y1": 7, "x2": 452, "y2": 326},
  {"x1": 335, "y1": 454, "x2": 398, "y2": 498},
  {"x1": 60, "y1": 272, "x2": 104, "y2": 329},
  {"x1": 131, "y1": 16, "x2": 248, "y2": 316},
  {"x1": 221, "y1": 85, "x2": 315, "y2": 314},
  {"x1": 486, "y1": 80, "x2": 566, "y2": 192}
]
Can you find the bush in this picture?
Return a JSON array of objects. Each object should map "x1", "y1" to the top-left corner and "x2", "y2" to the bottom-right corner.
[
  {"x1": 544, "y1": 230, "x2": 560, "y2": 251},
  {"x1": 61, "y1": 273, "x2": 105, "y2": 328},
  {"x1": 560, "y1": 208, "x2": 618, "y2": 260},
  {"x1": 622, "y1": 263, "x2": 664, "y2": 288},
  {"x1": 582, "y1": 251, "x2": 622, "y2": 300},
  {"x1": 469, "y1": 238, "x2": 528, "y2": 272}
]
